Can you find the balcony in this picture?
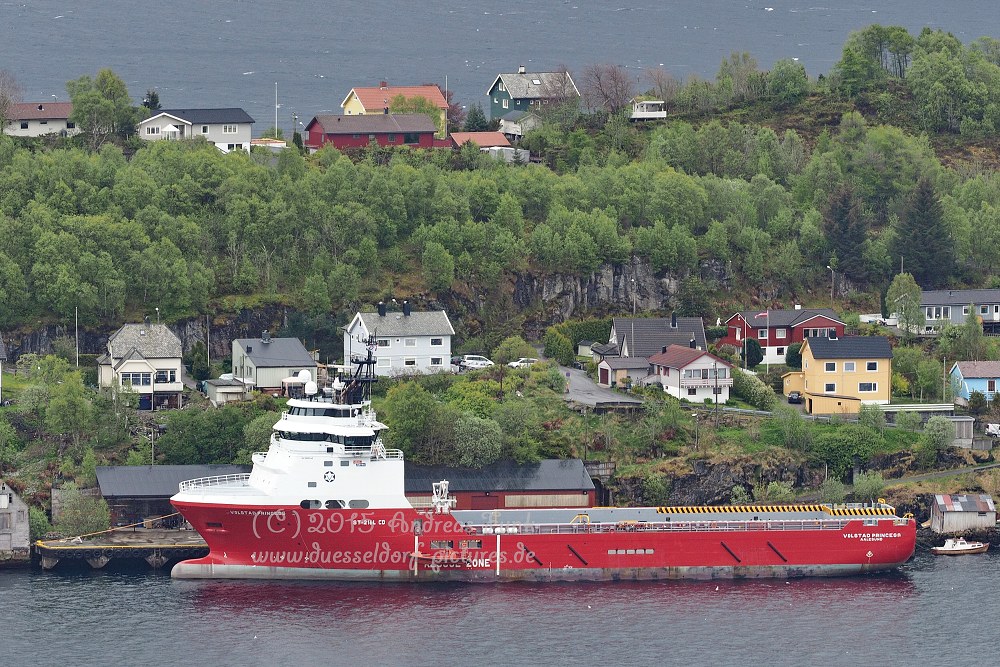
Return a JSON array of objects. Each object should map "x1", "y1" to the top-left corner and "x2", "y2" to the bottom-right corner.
[{"x1": 680, "y1": 377, "x2": 734, "y2": 388}]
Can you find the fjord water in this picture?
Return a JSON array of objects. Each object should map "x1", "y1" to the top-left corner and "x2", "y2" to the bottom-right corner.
[
  {"x1": 1, "y1": 551, "x2": 994, "y2": 666},
  {"x1": 3, "y1": 1, "x2": 998, "y2": 134}
]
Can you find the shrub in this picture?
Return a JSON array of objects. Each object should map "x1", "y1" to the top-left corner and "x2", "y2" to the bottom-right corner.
[
  {"x1": 818, "y1": 477, "x2": 847, "y2": 504},
  {"x1": 852, "y1": 471, "x2": 885, "y2": 503},
  {"x1": 732, "y1": 368, "x2": 777, "y2": 410}
]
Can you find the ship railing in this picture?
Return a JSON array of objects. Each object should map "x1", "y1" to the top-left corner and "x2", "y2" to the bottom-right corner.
[
  {"x1": 474, "y1": 518, "x2": 859, "y2": 536},
  {"x1": 343, "y1": 446, "x2": 403, "y2": 460},
  {"x1": 178, "y1": 473, "x2": 252, "y2": 492}
]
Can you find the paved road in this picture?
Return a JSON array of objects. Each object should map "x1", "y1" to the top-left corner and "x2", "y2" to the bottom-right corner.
[{"x1": 561, "y1": 366, "x2": 643, "y2": 410}]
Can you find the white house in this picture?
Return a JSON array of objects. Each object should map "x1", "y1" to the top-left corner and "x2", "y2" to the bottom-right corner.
[
  {"x1": 138, "y1": 108, "x2": 254, "y2": 153},
  {"x1": 343, "y1": 302, "x2": 454, "y2": 377},
  {"x1": 0, "y1": 480, "x2": 30, "y2": 563},
  {"x1": 647, "y1": 344, "x2": 733, "y2": 403},
  {"x1": 232, "y1": 331, "x2": 317, "y2": 394},
  {"x1": 97, "y1": 322, "x2": 184, "y2": 410},
  {"x1": 4, "y1": 102, "x2": 77, "y2": 137}
]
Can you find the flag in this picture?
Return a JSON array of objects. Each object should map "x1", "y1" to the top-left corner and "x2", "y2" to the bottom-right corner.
[{"x1": 755, "y1": 311, "x2": 768, "y2": 318}]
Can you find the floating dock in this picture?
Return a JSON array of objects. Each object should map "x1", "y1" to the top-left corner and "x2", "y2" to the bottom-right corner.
[{"x1": 35, "y1": 528, "x2": 207, "y2": 571}]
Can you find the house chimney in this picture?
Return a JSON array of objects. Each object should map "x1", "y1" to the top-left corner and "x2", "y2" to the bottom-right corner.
[
  {"x1": 247, "y1": 345, "x2": 252, "y2": 354},
  {"x1": 671, "y1": 312, "x2": 677, "y2": 328},
  {"x1": 380, "y1": 81, "x2": 388, "y2": 89},
  {"x1": 261, "y1": 329, "x2": 271, "y2": 343},
  {"x1": 384, "y1": 106, "x2": 389, "y2": 114},
  {"x1": 377, "y1": 301, "x2": 387, "y2": 317},
  {"x1": 403, "y1": 300, "x2": 411, "y2": 316},
  {"x1": 518, "y1": 65, "x2": 526, "y2": 74},
  {"x1": 661, "y1": 346, "x2": 667, "y2": 354},
  {"x1": 689, "y1": 337, "x2": 696, "y2": 349}
]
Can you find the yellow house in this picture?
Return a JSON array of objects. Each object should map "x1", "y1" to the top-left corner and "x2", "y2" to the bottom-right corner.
[
  {"x1": 782, "y1": 336, "x2": 892, "y2": 415},
  {"x1": 341, "y1": 83, "x2": 448, "y2": 138}
]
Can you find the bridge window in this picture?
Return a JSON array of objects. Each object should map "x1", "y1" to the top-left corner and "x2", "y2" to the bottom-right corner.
[
  {"x1": 300, "y1": 500, "x2": 322, "y2": 509},
  {"x1": 326, "y1": 500, "x2": 345, "y2": 509},
  {"x1": 348, "y1": 499, "x2": 370, "y2": 509},
  {"x1": 431, "y1": 540, "x2": 454, "y2": 549}
]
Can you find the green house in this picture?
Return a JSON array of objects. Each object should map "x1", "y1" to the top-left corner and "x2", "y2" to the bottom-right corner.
[{"x1": 485, "y1": 65, "x2": 580, "y2": 120}]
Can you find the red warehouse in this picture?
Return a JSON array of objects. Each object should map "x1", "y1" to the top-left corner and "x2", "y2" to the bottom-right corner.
[{"x1": 304, "y1": 113, "x2": 438, "y2": 151}]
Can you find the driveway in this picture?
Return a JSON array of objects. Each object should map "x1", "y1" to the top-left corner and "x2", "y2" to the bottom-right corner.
[{"x1": 561, "y1": 365, "x2": 643, "y2": 411}]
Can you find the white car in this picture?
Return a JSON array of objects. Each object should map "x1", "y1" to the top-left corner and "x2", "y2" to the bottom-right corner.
[
  {"x1": 460, "y1": 354, "x2": 494, "y2": 370},
  {"x1": 507, "y1": 357, "x2": 539, "y2": 368}
]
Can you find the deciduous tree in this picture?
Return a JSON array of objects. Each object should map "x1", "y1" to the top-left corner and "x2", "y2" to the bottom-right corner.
[{"x1": 0, "y1": 69, "x2": 22, "y2": 134}]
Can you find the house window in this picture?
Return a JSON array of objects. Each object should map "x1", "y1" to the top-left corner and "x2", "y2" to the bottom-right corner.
[
  {"x1": 20, "y1": 121, "x2": 28, "y2": 129},
  {"x1": 989, "y1": 380, "x2": 996, "y2": 392},
  {"x1": 0, "y1": 514, "x2": 9, "y2": 530},
  {"x1": 377, "y1": 357, "x2": 390, "y2": 368},
  {"x1": 155, "y1": 369, "x2": 177, "y2": 383},
  {"x1": 776, "y1": 328, "x2": 787, "y2": 339},
  {"x1": 824, "y1": 383, "x2": 836, "y2": 393},
  {"x1": 146, "y1": 126, "x2": 160, "y2": 135},
  {"x1": 430, "y1": 357, "x2": 443, "y2": 366},
  {"x1": 430, "y1": 337, "x2": 443, "y2": 347},
  {"x1": 943, "y1": 306, "x2": 951, "y2": 319},
  {"x1": 758, "y1": 329, "x2": 767, "y2": 339},
  {"x1": 66, "y1": 121, "x2": 75, "y2": 129},
  {"x1": 223, "y1": 124, "x2": 237, "y2": 134},
  {"x1": 925, "y1": 307, "x2": 933, "y2": 320},
  {"x1": 825, "y1": 362, "x2": 836, "y2": 372},
  {"x1": 404, "y1": 358, "x2": 416, "y2": 367},
  {"x1": 713, "y1": 387, "x2": 722, "y2": 395},
  {"x1": 498, "y1": 82, "x2": 505, "y2": 92},
  {"x1": 776, "y1": 347, "x2": 785, "y2": 356},
  {"x1": 964, "y1": 306, "x2": 970, "y2": 315},
  {"x1": 687, "y1": 387, "x2": 697, "y2": 396},
  {"x1": 995, "y1": 305, "x2": 999, "y2": 314},
  {"x1": 866, "y1": 361, "x2": 878, "y2": 371},
  {"x1": 121, "y1": 372, "x2": 152, "y2": 387},
  {"x1": 858, "y1": 382, "x2": 877, "y2": 392},
  {"x1": 388, "y1": 133, "x2": 396, "y2": 142},
  {"x1": 368, "y1": 134, "x2": 376, "y2": 140},
  {"x1": 982, "y1": 305, "x2": 990, "y2": 315},
  {"x1": 352, "y1": 133, "x2": 361, "y2": 139},
  {"x1": 40, "y1": 120, "x2": 47, "y2": 125},
  {"x1": 227, "y1": 144, "x2": 237, "y2": 151},
  {"x1": 202, "y1": 125, "x2": 209, "y2": 134},
  {"x1": 404, "y1": 338, "x2": 416, "y2": 347},
  {"x1": 403, "y1": 132, "x2": 420, "y2": 144},
  {"x1": 502, "y1": 98, "x2": 509, "y2": 109},
  {"x1": 844, "y1": 362, "x2": 855, "y2": 372},
  {"x1": 377, "y1": 339, "x2": 390, "y2": 348}
]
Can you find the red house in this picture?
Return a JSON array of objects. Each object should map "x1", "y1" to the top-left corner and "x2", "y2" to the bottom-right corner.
[
  {"x1": 304, "y1": 113, "x2": 438, "y2": 151},
  {"x1": 719, "y1": 308, "x2": 844, "y2": 367}
]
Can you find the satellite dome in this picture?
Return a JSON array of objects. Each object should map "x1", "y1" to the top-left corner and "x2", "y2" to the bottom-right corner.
[
  {"x1": 332, "y1": 377, "x2": 345, "y2": 391},
  {"x1": 297, "y1": 370, "x2": 312, "y2": 382},
  {"x1": 305, "y1": 381, "x2": 318, "y2": 396}
]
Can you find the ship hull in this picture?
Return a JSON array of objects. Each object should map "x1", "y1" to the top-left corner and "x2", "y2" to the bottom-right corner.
[{"x1": 170, "y1": 500, "x2": 916, "y2": 582}]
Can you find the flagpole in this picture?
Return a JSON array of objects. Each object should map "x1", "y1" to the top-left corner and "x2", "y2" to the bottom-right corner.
[{"x1": 766, "y1": 309, "x2": 769, "y2": 374}]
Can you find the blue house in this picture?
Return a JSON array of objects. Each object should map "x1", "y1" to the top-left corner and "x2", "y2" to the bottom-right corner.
[
  {"x1": 486, "y1": 66, "x2": 579, "y2": 120},
  {"x1": 949, "y1": 361, "x2": 1000, "y2": 405}
]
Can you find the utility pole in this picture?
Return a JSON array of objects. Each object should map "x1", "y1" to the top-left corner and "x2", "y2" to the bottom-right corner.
[{"x1": 714, "y1": 361, "x2": 719, "y2": 427}]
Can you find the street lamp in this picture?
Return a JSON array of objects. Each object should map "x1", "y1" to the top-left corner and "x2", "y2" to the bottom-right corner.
[
  {"x1": 155, "y1": 307, "x2": 160, "y2": 324},
  {"x1": 631, "y1": 278, "x2": 636, "y2": 315},
  {"x1": 691, "y1": 412, "x2": 700, "y2": 450},
  {"x1": 826, "y1": 265, "x2": 835, "y2": 307}
]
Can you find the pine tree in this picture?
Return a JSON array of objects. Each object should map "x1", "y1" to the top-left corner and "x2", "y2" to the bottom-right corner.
[
  {"x1": 823, "y1": 185, "x2": 868, "y2": 283},
  {"x1": 463, "y1": 103, "x2": 489, "y2": 132},
  {"x1": 894, "y1": 178, "x2": 953, "y2": 287}
]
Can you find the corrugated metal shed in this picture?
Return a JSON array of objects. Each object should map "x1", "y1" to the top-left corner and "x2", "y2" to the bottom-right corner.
[
  {"x1": 405, "y1": 459, "x2": 595, "y2": 494},
  {"x1": 934, "y1": 493, "x2": 996, "y2": 513},
  {"x1": 97, "y1": 465, "x2": 251, "y2": 498}
]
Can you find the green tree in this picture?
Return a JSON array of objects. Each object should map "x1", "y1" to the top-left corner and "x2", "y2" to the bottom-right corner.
[
  {"x1": 785, "y1": 342, "x2": 803, "y2": 369},
  {"x1": 893, "y1": 179, "x2": 953, "y2": 288},
  {"x1": 29, "y1": 507, "x2": 53, "y2": 542},
  {"x1": 852, "y1": 471, "x2": 885, "y2": 503},
  {"x1": 730, "y1": 485, "x2": 752, "y2": 504},
  {"x1": 422, "y1": 241, "x2": 455, "y2": 291},
  {"x1": 67, "y1": 69, "x2": 138, "y2": 148},
  {"x1": 45, "y1": 373, "x2": 93, "y2": 449},
  {"x1": 968, "y1": 390, "x2": 989, "y2": 418},
  {"x1": 823, "y1": 185, "x2": 868, "y2": 284},
  {"x1": 767, "y1": 59, "x2": 809, "y2": 106},
  {"x1": 772, "y1": 406, "x2": 811, "y2": 450},
  {"x1": 463, "y1": 103, "x2": 489, "y2": 132},
  {"x1": 886, "y1": 272, "x2": 924, "y2": 340},
  {"x1": 920, "y1": 415, "x2": 955, "y2": 465},
  {"x1": 896, "y1": 410, "x2": 923, "y2": 432},
  {"x1": 453, "y1": 413, "x2": 503, "y2": 467},
  {"x1": 741, "y1": 338, "x2": 763, "y2": 370},
  {"x1": 389, "y1": 93, "x2": 445, "y2": 137},
  {"x1": 818, "y1": 477, "x2": 847, "y2": 504},
  {"x1": 0, "y1": 69, "x2": 23, "y2": 134},
  {"x1": 753, "y1": 480, "x2": 794, "y2": 502},
  {"x1": 0, "y1": 251, "x2": 28, "y2": 328},
  {"x1": 54, "y1": 485, "x2": 111, "y2": 537}
]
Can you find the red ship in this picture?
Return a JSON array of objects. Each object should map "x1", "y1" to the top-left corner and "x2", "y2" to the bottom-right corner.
[{"x1": 171, "y1": 340, "x2": 915, "y2": 581}]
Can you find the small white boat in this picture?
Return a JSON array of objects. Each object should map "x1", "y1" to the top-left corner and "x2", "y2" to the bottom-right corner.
[{"x1": 931, "y1": 537, "x2": 990, "y2": 555}]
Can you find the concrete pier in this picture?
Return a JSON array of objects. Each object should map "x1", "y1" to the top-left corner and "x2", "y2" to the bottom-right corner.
[{"x1": 36, "y1": 529, "x2": 208, "y2": 571}]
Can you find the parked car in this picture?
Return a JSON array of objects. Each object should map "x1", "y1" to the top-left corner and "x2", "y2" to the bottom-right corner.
[
  {"x1": 459, "y1": 354, "x2": 494, "y2": 370},
  {"x1": 507, "y1": 357, "x2": 538, "y2": 368},
  {"x1": 986, "y1": 423, "x2": 1000, "y2": 438},
  {"x1": 787, "y1": 391, "x2": 803, "y2": 404}
]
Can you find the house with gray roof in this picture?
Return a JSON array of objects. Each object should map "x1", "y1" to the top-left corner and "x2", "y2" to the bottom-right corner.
[
  {"x1": 919, "y1": 288, "x2": 1000, "y2": 335},
  {"x1": 232, "y1": 331, "x2": 317, "y2": 394},
  {"x1": 486, "y1": 66, "x2": 580, "y2": 119},
  {"x1": 343, "y1": 301, "x2": 454, "y2": 376},
  {"x1": 138, "y1": 108, "x2": 255, "y2": 153},
  {"x1": 949, "y1": 360, "x2": 1000, "y2": 406},
  {"x1": 498, "y1": 109, "x2": 543, "y2": 139},
  {"x1": 610, "y1": 315, "x2": 708, "y2": 358},
  {"x1": 98, "y1": 322, "x2": 184, "y2": 410}
]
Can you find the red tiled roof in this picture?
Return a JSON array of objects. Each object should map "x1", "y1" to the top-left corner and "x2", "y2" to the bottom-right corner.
[
  {"x1": 450, "y1": 132, "x2": 511, "y2": 148},
  {"x1": 10, "y1": 102, "x2": 73, "y2": 120},
  {"x1": 648, "y1": 344, "x2": 730, "y2": 369},
  {"x1": 345, "y1": 85, "x2": 447, "y2": 111},
  {"x1": 308, "y1": 114, "x2": 437, "y2": 135}
]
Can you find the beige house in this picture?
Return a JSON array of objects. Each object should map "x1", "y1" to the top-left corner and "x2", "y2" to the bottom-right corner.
[
  {"x1": 782, "y1": 336, "x2": 892, "y2": 415},
  {"x1": 1, "y1": 481, "x2": 31, "y2": 562},
  {"x1": 232, "y1": 331, "x2": 317, "y2": 394},
  {"x1": 97, "y1": 322, "x2": 184, "y2": 410},
  {"x1": 138, "y1": 108, "x2": 255, "y2": 153},
  {"x1": 4, "y1": 102, "x2": 77, "y2": 137}
]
